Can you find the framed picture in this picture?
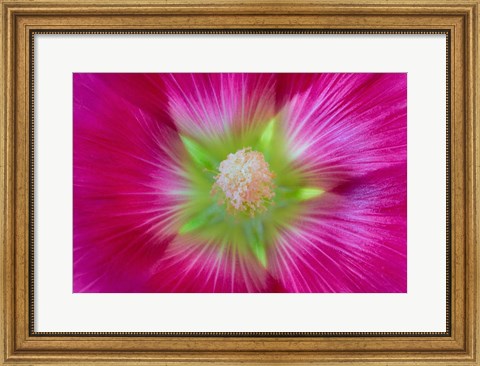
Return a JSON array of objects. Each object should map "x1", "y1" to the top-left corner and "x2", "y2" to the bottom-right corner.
[{"x1": 1, "y1": 0, "x2": 478, "y2": 365}]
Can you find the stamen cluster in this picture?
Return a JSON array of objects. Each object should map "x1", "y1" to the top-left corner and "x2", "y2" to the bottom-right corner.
[{"x1": 212, "y1": 148, "x2": 275, "y2": 216}]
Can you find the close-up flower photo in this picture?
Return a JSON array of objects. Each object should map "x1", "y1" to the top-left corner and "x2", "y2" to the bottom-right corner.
[{"x1": 73, "y1": 72, "x2": 407, "y2": 293}]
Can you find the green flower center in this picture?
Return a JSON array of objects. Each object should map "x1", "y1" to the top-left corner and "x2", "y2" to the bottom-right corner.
[
  {"x1": 174, "y1": 118, "x2": 325, "y2": 267},
  {"x1": 211, "y1": 148, "x2": 275, "y2": 217}
]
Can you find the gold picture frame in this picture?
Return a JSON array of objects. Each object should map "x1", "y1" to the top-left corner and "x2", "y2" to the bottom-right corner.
[{"x1": 1, "y1": 0, "x2": 478, "y2": 364}]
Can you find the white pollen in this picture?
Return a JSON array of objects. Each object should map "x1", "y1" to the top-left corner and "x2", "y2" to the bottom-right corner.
[{"x1": 211, "y1": 147, "x2": 275, "y2": 216}]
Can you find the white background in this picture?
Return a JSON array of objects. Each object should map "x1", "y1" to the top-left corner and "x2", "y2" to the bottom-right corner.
[{"x1": 35, "y1": 34, "x2": 447, "y2": 332}]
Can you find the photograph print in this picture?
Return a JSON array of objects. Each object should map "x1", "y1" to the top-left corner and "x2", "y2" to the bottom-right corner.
[{"x1": 73, "y1": 73, "x2": 407, "y2": 293}]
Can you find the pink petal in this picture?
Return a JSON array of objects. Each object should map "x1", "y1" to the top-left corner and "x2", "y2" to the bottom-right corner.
[
  {"x1": 73, "y1": 74, "x2": 186, "y2": 292},
  {"x1": 268, "y1": 165, "x2": 407, "y2": 293},
  {"x1": 145, "y1": 234, "x2": 283, "y2": 293},
  {"x1": 276, "y1": 73, "x2": 407, "y2": 190},
  {"x1": 163, "y1": 73, "x2": 277, "y2": 138}
]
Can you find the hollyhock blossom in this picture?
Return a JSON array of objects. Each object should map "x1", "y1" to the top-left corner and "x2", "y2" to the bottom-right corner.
[{"x1": 73, "y1": 73, "x2": 406, "y2": 293}]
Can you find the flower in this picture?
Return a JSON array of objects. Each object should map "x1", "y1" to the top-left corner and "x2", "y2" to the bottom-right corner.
[{"x1": 73, "y1": 73, "x2": 406, "y2": 293}]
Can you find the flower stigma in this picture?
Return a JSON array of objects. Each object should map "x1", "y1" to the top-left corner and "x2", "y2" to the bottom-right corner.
[{"x1": 211, "y1": 147, "x2": 275, "y2": 217}]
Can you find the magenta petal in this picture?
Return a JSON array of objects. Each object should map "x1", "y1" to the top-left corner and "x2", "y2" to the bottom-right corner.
[
  {"x1": 145, "y1": 235, "x2": 281, "y2": 293},
  {"x1": 73, "y1": 74, "x2": 186, "y2": 292},
  {"x1": 268, "y1": 165, "x2": 407, "y2": 293},
  {"x1": 276, "y1": 73, "x2": 407, "y2": 190},
  {"x1": 163, "y1": 73, "x2": 277, "y2": 137},
  {"x1": 83, "y1": 73, "x2": 176, "y2": 124}
]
